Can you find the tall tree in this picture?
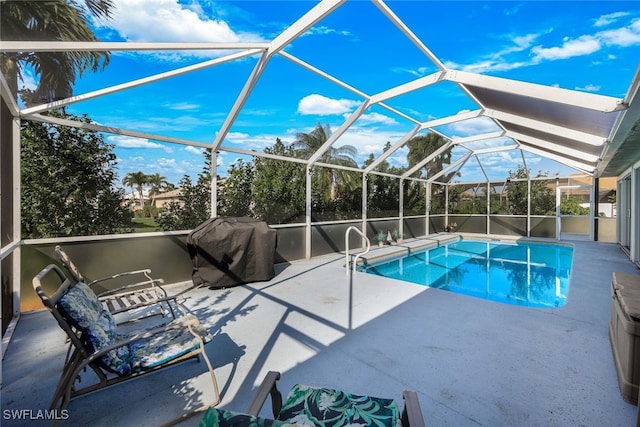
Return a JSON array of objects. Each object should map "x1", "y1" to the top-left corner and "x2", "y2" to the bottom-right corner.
[
  {"x1": 406, "y1": 133, "x2": 452, "y2": 180},
  {"x1": 292, "y1": 123, "x2": 359, "y2": 203},
  {"x1": 506, "y1": 166, "x2": 555, "y2": 215},
  {"x1": 156, "y1": 174, "x2": 210, "y2": 230},
  {"x1": 252, "y1": 138, "x2": 306, "y2": 224},
  {"x1": 146, "y1": 172, "x2": 169, "y2": 206},
  {"x1": 21, "y1": 111, "x2": 131, "y2": 237},
  {"x1": 1, "y1": 0, "x2": 113, "y2": 105},
  {"x1": 217, "y1": 159, "x2": 254, "y2": 218},
  {"x1": 122, "y1": 171, "x2": 148, "y2": 209}
]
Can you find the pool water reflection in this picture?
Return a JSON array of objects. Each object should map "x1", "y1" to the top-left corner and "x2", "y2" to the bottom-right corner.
[{"x1": 358, "y1": 239, "x2": 574, "y2": 308}]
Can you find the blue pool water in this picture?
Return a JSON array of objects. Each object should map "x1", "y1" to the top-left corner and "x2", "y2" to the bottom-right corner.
[{"x1": 358, "y1": 239, "x2": 574, "y2": 308}]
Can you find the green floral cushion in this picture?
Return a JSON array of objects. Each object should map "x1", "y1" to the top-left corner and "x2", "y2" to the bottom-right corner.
[
  {"x1": 129, "y1": 314, "x2": 212, "y2": 371},
  {"x1": 277, "y1": 384, "x2": 401, "y2": 427},
  {"x1": 85, "y1": 309, "x2": 132, "y2": 375},
  {"x1": 58, "y1": 281, "x2": 212, "y2": 376},
  {"x1": 58, "y1": 282, "x2": 103, "y2": 329},
  {"x1": 199, "y1": 407, "x2": 300, "y2": 427}
]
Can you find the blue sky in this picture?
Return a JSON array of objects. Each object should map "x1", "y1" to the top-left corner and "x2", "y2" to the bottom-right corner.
[{"x1": 25, "y1": 0, "x2": 640, "y2": 189}]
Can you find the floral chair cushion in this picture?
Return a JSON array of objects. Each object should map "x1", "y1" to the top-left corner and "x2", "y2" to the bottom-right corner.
[
  {"x1": 58, "y1": 282, "x2": 103, "y2": 329},
  {"x1": 129, "y1": 314, "x2": 212, "y2": 371},
  {"x1": 60, "y1": 281, "x2": 212, "y2": 376},
  {"x1": 199, "y1": 407, "x2": 300, "y2": 427},
  {"x1": 277, "y1": 384, "x2": 401, "y2": 427},
  {"x1": 85, "y1": 309, "x2": 132, "y2": 375}
]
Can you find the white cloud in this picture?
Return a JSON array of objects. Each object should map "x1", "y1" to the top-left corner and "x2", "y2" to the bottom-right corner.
[
  {"x1": 575, "y1": 84, "x2": 601, "y2": 92},
  {"x1": 357, "y1": 112, "x2": 397, "y2": 126},
  {"x1": 599, "y1": 25, "x2": 640, "y2": 47},
  {"x1": 594, "y1": 12, "x2": 629, "y2": 27},
  {"x1": 109, "y1": 135, "x2": 163, "y2": 149},
  {"x1": 107, "y1": 0, "x2": 263, "y2": 43},
  {"x1": 446, "y1": 116, "x2": 501, "y2": 138},
  {"x1": 167, "y1": 101, "x2": 200, "y2": 111},
  {"x1": 297, "y1": 94, "x2": 361, "y2": 116},
  {"x1": 185, "y1": 145, "x2": 204, "y2": 155},
  {"x1": 532, "y1": 35, "x2": 601, "y2": 61},
  {"x1": 302, "y1": 26, "x2": 353, "y2": 38},
  {"x1": 445, "y1": 13, "x2": 640, "y2": 74}
]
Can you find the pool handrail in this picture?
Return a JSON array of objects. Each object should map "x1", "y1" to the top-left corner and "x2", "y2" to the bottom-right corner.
[{"x1": 345, "y1": 226, "x2": 370, "y2": 274}]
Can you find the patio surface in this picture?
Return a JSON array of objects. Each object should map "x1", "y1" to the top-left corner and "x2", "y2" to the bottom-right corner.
[{"x1": 2, "y1": 237, "x2": 639, "y2": 426}]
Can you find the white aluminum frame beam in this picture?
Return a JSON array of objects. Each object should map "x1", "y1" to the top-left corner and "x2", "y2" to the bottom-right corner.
[
  {"x1": 307, "y1": 100, "x2": 371, "y2": 165},
  {"x1": 27, "y1": 113, "x2": 212, "y2": 149},
  {"x1": 370, "y1": 71, "x2": 443, "y2": 104},
  {"x1": 213, "y1": 0, "x2": 345, "y2": 156},
  {"x1": 483, "y1": 109, "x2": 608, "y2": 146},
  {"x1": 401, "y1": 140, "x2": 454, "y2": 179},
  {"x1": 446, "y1": 69, "x2": 625, "y2": 112},
  {"x1": 506, "y1": 130, "x2": 600, "y2": 163},
  {"x1": 0, "y1": 41, "x2": 270, "y2": 52},
  {"x1": 372, "y1": 0, "x2": 447, "y2": 71},
  {"x1": 21, "y1": 49, "x2": 263, "y2": 116},
  {"x1": 363, "y1": 124, "x2": 422, "y2": 173},
  {"x1": 520, "y1": 145, "x2": 594, "y2": 175},
  {"x1": 428, "y1": 152, "x2": 473, "y2": 183}
]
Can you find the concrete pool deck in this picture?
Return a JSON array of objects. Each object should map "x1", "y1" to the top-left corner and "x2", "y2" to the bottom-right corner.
[{"x1": 2, "y1": 237, "x2": 638, "y2": 426}]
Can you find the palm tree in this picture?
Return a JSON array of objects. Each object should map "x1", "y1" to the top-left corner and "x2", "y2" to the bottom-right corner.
[
  {"x1": 293, "y1": 123, "x2": 358, "y2": 202},
  {"x1": 146, "y1": 173, "x2": 169, "y2": 207},
  {"x1": 122, "y1": 171, "x2": 148, "y2": 209},
  {"x1": 1, "y1": 0, "x2": 114, "y2": 105},
  {"x1": 406, "y1": 132, "x2": 453, "y2": 180}
]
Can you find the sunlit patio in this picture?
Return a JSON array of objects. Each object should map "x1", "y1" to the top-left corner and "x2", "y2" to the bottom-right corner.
[{"x1": 2, "y1": 237, "x2": 638, "y2": 426}]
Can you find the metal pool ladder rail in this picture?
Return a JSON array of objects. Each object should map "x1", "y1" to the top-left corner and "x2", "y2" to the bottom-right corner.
[{"x1": 345, "y1": 226, "x2": 370, "y2": 274}]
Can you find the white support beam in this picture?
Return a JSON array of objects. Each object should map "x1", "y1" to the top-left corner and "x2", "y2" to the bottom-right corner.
[
  {"x1": 401, "y1": 140, "x2": 454, "y2": 179},
  {"x1": 453, "y1": 130, "x2": 505, "y2": 146},
  {"x1": 428, "y1": 152, "x2": 473, "y2": 183},
  {"x1": 214, "y1": 1, "x2": 346, "y2": 153},
  {"x1": 472, "y1": 144, "x2": 520, "y2": 155},
  {"x1": 363, "y1": 124, "x2": 422, "y2": 173},
  {"x1": 484, "y1": 109, "x2": 607, "y2": 146},
  {"x1": 474, "y1": 155, "x2": 489, "y2": 182},
  {"x1": 505, "y1": 130, "x2": 600, "y2": 163},
  {"x1": 279, "y1": 51, "x2": 369, "y2": 99},
  {"x1": 268, "y1": 0, "x2": 346, "y2": 55},
  {"x1": 212, "y1": 51, "x2": 271, "y2": 151},
  {"x1": 372, "y1": 0, "x2": 447, "y2": 71},
  {"x1": 27, "y1": 113, "x2": 212, "y2": 149},
  {"x1": 21, "y1": 49, "x2": 263, "y2": 116},
  {"x1": 0, "y1": 41, "x2": 270, "y2": 52},
  {"x1": 421, "y1": 109, "x2": 483, "y2": 129},
  {"x1": 370, "y1": 71, "x2": 443, "y2": 104},
  {"x1": 222, "y1": 146, "x2": 309, "y2": 165},
  {"x1": 446, "y1": 69, "x2": 625, "y2": 113},
  {"x1": 596, "y1": 64, "x2": 640, "y2": 176},
  {"x1": 519, "y1": 145, "x2": 594, "y2": 174},
  {"x1": 307, "y1": 100, "x2": 370, "y2": 165},
  {"x1": 0, "y1": 73, "x2": 19, "y2": 117}
]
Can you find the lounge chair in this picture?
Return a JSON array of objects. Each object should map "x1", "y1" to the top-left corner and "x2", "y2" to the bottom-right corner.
[
  {"x1": 199, "y1": 371, "x2": 426, "y2": 427},
  {"x1": 55, "y1": 245, "x2": 181, "y2": 320},
  {"x1": 32, "y1": 263, "x2": 220, "y2": 423}
]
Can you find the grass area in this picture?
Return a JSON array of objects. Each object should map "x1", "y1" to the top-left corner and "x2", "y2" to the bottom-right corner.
[{"x1": 132, "y1": 217, "x2": 162, "y2": 233}]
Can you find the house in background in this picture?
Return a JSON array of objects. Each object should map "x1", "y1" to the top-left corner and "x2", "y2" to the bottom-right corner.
[{"x1": 153, "y1": 188, "x2": 183, "y2": 209}]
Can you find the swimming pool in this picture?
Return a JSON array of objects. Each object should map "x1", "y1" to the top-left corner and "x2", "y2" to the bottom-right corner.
[{"x1": 358, "y1": 239, "x2": 574, "y2": 308}]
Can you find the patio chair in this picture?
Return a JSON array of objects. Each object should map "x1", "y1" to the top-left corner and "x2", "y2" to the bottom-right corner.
[
  {"x1": 199, "y1": 371, "x2": 426, "y2": 427},
  {"x1": 55, "y1": 245, "x2": 181, "y2": 320},
  {"x1": 32, "y1": 263, "x2": 220, "y2": 421}
]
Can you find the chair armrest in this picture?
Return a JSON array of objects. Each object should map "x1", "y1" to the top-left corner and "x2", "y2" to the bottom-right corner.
[
  {"x1": 246, "y1": 371, "x2": 283, "y2": 418},
  {"x1": 89, "y1": 270, "x2": 165, "y2": 294},
  {"x1": 401, "y1": 390, "x2": 425, "y2": 427},
  {"x1": 95, "y1": 279, "x2": 166, "y2": 298}
]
